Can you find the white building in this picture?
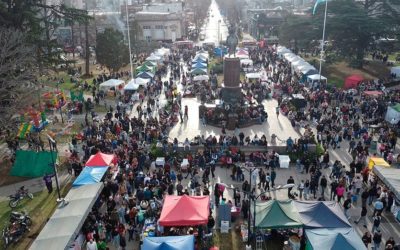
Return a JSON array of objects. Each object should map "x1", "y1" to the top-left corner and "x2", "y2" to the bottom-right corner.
[
  {"x1": 134, "y1": 11, "x2": 184, "y2": 42},
  {"x1": 143, "y1": 2, "x2": 183, "y2": 13}
]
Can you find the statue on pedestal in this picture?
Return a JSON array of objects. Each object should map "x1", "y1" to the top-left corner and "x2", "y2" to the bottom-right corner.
[{"x1": 226, "y1": 26, "x2": 238, "y2": 57}]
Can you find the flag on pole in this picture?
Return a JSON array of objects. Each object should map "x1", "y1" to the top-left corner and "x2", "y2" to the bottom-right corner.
[{"x1": 313, "y1": 0, "x2": 327, "y2": 15}]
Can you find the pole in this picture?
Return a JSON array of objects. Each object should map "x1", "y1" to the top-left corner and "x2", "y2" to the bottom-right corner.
[
  {"x1": 47, "y1": 135, "x2": 62, "y2": 202},
  {"x1": 247, "y1": 167, "x2": 252, "y2": 246},
  {"x1": 318, "y1": 0, "x2": 328, "y2": 86},
  {"x1": 125, "y1": 0, "x2": 134, "y2": 78}
]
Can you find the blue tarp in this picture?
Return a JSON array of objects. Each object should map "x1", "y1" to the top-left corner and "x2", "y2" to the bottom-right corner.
[
  {"x1": 214, "y1": 47, "x2": 227, "y2": 57},
  {"x1": 142, "y1": 235, "x2": 194, "y2": 250},
  {"x1": 192, "y1": 62, "x2": 207, "y2": 69},
  {"x1": 72, "y1": 167, "x2": 108, "y2": 187},
  {"x1": 305, "y1": 228, "x2": 366, "y2": 250},
  {"x1": 294, "y1": 201, "x2": 351, "y2": 228}
]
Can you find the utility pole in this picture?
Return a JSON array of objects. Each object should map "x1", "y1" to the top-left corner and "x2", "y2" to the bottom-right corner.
[{"x1": 85, "y1": 1, "x2": 90, "y2": 76}]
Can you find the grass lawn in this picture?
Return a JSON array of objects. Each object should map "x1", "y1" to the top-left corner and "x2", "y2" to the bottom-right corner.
[{"x1": 0, "y1": 184, "x2": 71, "y2": 249}]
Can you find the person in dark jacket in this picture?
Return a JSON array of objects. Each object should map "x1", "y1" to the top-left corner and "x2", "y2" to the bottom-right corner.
[{"x1": 43, "y1": 173, "x2": 55, "y2": 193}]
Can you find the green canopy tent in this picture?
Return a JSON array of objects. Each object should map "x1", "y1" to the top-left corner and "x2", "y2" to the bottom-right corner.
[
  {"x1": 253, "y1": 200, "x2": 303, "y2": 229},
  {"x1": 10, "y1": 150, "x2": 57, "y2": 178},
  {"x1": 190, "y1": 68, "x2": 207, "y2": 75},
  {"x1": 135, "y1": 64, "x2": 155, "y2": 74},
  {"x1": 143, "y1": 60, "x2": 157, "y2": 67}
]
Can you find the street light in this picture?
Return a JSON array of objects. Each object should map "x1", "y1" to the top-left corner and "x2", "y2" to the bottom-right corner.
[
  {"x1": 218, "y1": 19, "x2": 221, "y2": 44},
  {"x1": 46, "y1": 134, "x2": 64, "y2": 204}
]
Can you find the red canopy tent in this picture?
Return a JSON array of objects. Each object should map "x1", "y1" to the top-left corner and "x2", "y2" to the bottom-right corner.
[
  {"x1": 344, "y1": 75, "x2": 364, "y2": 89},
  {"x1": 85, "y1": 152, "x2": 115, "y2": 167},
  {"x1": 159, "y1": 195, "x2": 210, "y2": 226},
  {"x1": 364, "y1": 90, "x2": 383, "y2": 97}
]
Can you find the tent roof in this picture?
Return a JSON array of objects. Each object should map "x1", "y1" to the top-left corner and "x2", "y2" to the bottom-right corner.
[
  {"x1": 72, "y1": 167, "x2": 108, "y2": 187},
  {"x1": 193, "y1": 75, "x2": 209, "y2": 81},
  {"x1": 146, "y1": 54, "x2": 161, "y2": 61},
  {"x1": 373, "y1": 166, "x2": 400, "y2": 201},
  {"x1": 136, "y1": 64, "x2": 154, "y2": 72},
  {"x1": 85, "y1": 152, "x2": 114, "y2": 167},
  {"x1": 254, "y1": 200, "x2": 303, "y2": 229},
  {"x1": 192, "y1": 62, "x2": 207, "y2": 68},
  {"x1": 293, "y1": 201, "x2": 351, "y2": 228},
  {"x1": 392, "y1": 103, "x2": 400, "y2": 112},
  {"x1": 124, "y1": 78, "x2": 150, "y2": 91},
  {"x1": 159, "y1": 195, "x2": 210, "y2": 226},
  {"x1": 143, "y1": 60, "x2": 157, "y2": 67},
  {"x1": 30, "y1": 183, "x2": 104, "y2": 250},
  {"x1": 305, "y1": 228, "x2": 366, "y2": 250},
  {"x1": 307, "y1": 74, "x2": 327, "y2": 81},
  {"x1": 246, "y1": 72, "x2": 261, "y2": 79},
  {"x1": 363, "y1": 90, "x2": 382, "y2": 96},
  {"x1": 142, "y1": 235, "x2": 194, "y2": 250},
  {"x1": 344, "y1": 75, "x2": 364, "y2": 89},
  {"x1": 99, "y1": 79, "x2": 124, "y2": 88},
  {"x1": 190, "y1": 68, "x2": 207, "y2": 75},
  {"x1": 137, "y1": 71, "x2": 155, "y2": 79}
]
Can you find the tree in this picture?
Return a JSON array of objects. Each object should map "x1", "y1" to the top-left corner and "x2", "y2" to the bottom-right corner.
[
  {"x1": 96, "y1": 28, "x2": 129, "y2": 72},
  {"x1": 0, "y1": 27, "x2": 37, "y2": 128}
]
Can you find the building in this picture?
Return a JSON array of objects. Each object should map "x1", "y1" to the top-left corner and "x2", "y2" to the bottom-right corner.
[{"x1": 134, "y1": 11, "x2": 184, "y2": 42}]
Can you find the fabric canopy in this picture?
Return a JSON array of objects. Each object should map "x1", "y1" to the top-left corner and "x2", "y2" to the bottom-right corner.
[
  {"x1": 142, "y1": 235, "x2": 195, "y2": 250},
  {"x1": 143, "y1": 60, "x2": 157, "y2": 67},
  {"x1": 307, "y1": 74, "x2": 327, "y2": 81},
  {"x1": 214, "y1": 47, "x2": 227, "y2": 57},
  {"x1": 363, "y1": 90, "x2": 382, "y2": 96},
  {"x1": 193, "y1": 54, "x2": 207, "y2": 61},
  {"x1": 124, "y1": 78, "x2": 150, "y2": 91},
  {"x1": 254, "y1": 200, "x2": 303, "y2": 229},
  {"x1": 99, "y1": 79, "x2": 124, "y2": 89},
  {"x1": 190, "y1": 68, "x2": 207, "y2": 75},
  {"x1": 72, "y1": 167, "x2": 108, "y2": 187},
  {"x1": 293, "y1": 201, "x2": 351, "y2": 228},
  {"x1": 85, "y1": 152, "x2": 114, "y2": 167},
  {"x1": 344, "y1": 75, "x2": 363, "y2": 89},
  {"x1": 192, "y1": 57, "x2": 206, "y2": 64},
  {"x1": 385, "y1": 103, "x2": 400, "y2": 124},
  {"x1": 246, "y1": 72, "x2": 261, "y2": 79},
  {"x1": 373, "y1": 166, "x2": 400, "y2": 201},
  {"x1": 137, "y1": 71, "x2": 155, "y2": 79},
  {"x1": 368, "y1": 157, "x2": 390, "y2": 169},
  {"x1": 159, "y1": 195, "x2": 210, "y2": 226},
  {"x1": 305, "y1": 228, "x2": 366, "y2": 250},
  {"x1": 10, "y1": 150, "x2": 56, "y2": 178},
  {"x1": 192, "y1": 62, "x2": 207, "y2": 69},
  {"x1": 196, "y1": 51, "x2": 209, "y2": 58},
  {"x1": 136, "y1": 64, "x2": 154, "y2": 73},
  {"x1": 146, "y1": 54, "x2": 161, "y2": 61},
  {"x1": 193, "y1": 75, "x2": 209, "y2": 81},
  {"x1": 30, "y1": 183, "x2": 104, "y2": 250}
]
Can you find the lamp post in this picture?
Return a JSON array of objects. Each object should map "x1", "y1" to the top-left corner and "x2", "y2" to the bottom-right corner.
[
  {"x1": 218, "y1": 19, "x2": 221, "y2": 45},
  {"x1": 46, "y1": 134, "x2": 63, "y2": 203}
]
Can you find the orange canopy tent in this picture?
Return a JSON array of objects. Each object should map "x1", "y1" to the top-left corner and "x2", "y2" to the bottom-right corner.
[
  {"x1": 85, "y1": 152, "x2": 115, "y2": 167},
  {"x1": 159, "y1": 195, "x2": 210, "y2": 226},
  {"x1": 344, "y1": 75, "x2": 363, "y2": 89}
]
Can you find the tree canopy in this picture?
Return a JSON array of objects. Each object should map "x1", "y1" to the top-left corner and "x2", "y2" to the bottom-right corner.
[{"x1": 96, "y1": 28, "x2": 129, "y2": 72}]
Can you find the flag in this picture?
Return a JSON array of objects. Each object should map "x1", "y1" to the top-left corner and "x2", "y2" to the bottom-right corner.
[{"x1": 313, "y1": 0, "x2": 327, "y2": 15}]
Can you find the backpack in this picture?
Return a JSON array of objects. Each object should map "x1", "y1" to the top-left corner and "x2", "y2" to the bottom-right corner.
[{"x1": 344, "y1": 200, "x2": 351, "y2": 209}]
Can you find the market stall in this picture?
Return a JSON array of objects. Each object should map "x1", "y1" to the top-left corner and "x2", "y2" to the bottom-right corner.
[
  {"x1": 305, "y1": 228, "x2": 366, "y2": 250},
  {"x1": 344, "y1": 75, "x2": 364, "y2": 89},
  {"x1": 72, "y1": 167, "x2": 108, "y2": 187},
  {"x1": 124, "y1": 78, "x2": 150, "y2": 92},
  {"x1": 85, "y1": 152, "x2": 115, "y2": 167},
  {"x1": 142, "y1": 235, "x2": 195, "y2": 250},
  {"x1": 253, "y1": 200, "x2": 303, "y2": 229},
  {"x1": 99, "y1": 79, "x2": 125, "y2": 95},
  {"x1": 373, "y1": 166, "x2": 400, "y2": 202},
  {"x1": 385, "y1": 103, "x2": 400, "y2": 124},
  {"x1": 159, "y1": 195, "x2": 210, "y2": 226},
  {"x1": 368, "y1": 157, "x2": 390, "y2": 169},
  {"x1": 307, "y1": 74, "x2": 327, "y2": 88}
]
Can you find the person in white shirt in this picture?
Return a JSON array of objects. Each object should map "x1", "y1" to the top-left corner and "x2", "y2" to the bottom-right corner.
[{"x1": 86, "y1": 238, "x2": 98, "y2": 250}]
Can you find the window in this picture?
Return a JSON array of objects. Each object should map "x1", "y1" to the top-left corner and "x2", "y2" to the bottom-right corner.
[
  {"x1": 143, "y1": 25, "x2": 151, "y2": 29},
  {"x1": 155, "y1": 25, "x2": 164, "y2": 29}
]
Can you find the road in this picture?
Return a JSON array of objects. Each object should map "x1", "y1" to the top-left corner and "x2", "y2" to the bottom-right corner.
[{"x1": 198, "y1": 0, "x2": 228, "y2": 46}]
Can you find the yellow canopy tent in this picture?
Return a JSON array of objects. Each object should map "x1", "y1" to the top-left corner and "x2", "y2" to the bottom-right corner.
[{"x1": 368, "y1": 157, "x2": 390, "y2": 169}]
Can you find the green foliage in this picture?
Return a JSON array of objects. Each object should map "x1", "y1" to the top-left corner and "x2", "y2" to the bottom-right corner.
[
  {"x1": 150, "y1": 142, "x2": 164, "y2": 158},
  {"x1": 211, "y1": 62, "x2": 223, "y2": 74},
  {"x1": 96, "y1": 28, "x2": 129, "y2": 72},
  {"x1": 278, "y1": 15, "x2": 318, "y2": 51}
]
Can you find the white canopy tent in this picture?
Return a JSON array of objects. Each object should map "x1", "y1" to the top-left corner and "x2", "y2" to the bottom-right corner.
[
  {"x1": 146, "y1": 54, "x2": 162, "y2": 62},
  {"x1": 246, "y1": 72, "x2": 261, "y2": 79},
  {"x1": 193, "y1": 75, "x2": 209, "y2": 81},
  {"x1": 99, "y1": 79, "x2": 124, "y2": 90},
  {"x1": 277, "y1": 46, "x2": 291, "y2": 56},
  {"x1": 283, "y1": 53, "x2": 296, "y2": 61},
  {"x1": 240, "y1": 58, "x2": 253, "y2": 67},
  {"x1": 385, "y1": 104, "x2": 400, "y2": 124},
  {"x1": 124, "y1": 78, "x2": 150, "y2": 91},
  {"x1": 391, "y1": 66, "x2": 400, "y2": 78},
  {"x1": 287, "y1": 56, "x2": 303, "y2": 63},
  {"x1": 291, "y1": 59, "x2": 307, "y2": 68},
  {"x1": 196, "y1": 51, "x2": 209, "y2": 59},
  {"x1": 193, "y1": 54, "x2": 208, "y2": 61},
  {"x1": 307, "y1": 74, "x2": 327, "y2": 88},
  {"x1": 154, "y1": 48, "x2": 170, "y2": 57},
  {"x1": 30, "y1": 183, "x2": 104, "y2": 250}
]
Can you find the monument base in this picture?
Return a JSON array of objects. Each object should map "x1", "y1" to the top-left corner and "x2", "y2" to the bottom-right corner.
[{"x1": 221, "y1": 84, "x2": 242, "y2": 105}]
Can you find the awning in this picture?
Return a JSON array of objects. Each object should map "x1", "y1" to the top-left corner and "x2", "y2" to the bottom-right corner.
[
  {"x1": 124, "y1": 78, "x2": 150, "y2": 91},
  {"x1": 305, "y1": 228, "x2": 366, "y2": 250},
  {"x1": 85, "y1": 152, "x2": 115, "y2": 167},
  {"x1": 99, "y1": 79, "x2": 124, "y2": 89},
  {"x1": 373, "y1": 166, "x2": 400, "y2": 201},
  {"x1": 193, "y1": 75, "x2": 209, "y2": 81},
  {"x1": 142, "y1": 235, "x2": 195, "y2": 250},
  {"x1": 254, "y1": 200, "x2": 303, "y2": 229},
  {"x1": 159, "y1": 195, "x2": 210, "y2": 226},
  {"x1": 30, "y1": 183, "x2": 104, "y2": 250},
  {"x1": 368, "y1": 157, "x2": 390, "y2": 169},
  {"x1": 72, "y1": 167, "x2": 108, "y2": 187}
]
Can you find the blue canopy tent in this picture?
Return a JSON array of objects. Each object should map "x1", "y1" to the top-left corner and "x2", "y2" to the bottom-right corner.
[
  {"x1": 192, "y1": 58, "x2": 206, "y2": 64},
  {"x1": 305, "y1": 228, "x2": 366, "y2": 250},
  {"x1": 136, "y1": 71, "x2": 154, "y2": 79},
  {"x1": 214, "y1": 47, "x2": 227, "y2": 57},
  {"x1": 293, "y1": 201, "x2": 351, "y2": 228},
  {"x1": 142, "y1": 235, "x2": 194, "y2": 250},
  {"x1": 190, "y1": 68, "x2": 207, "y2": 75},
  {"x1": 192, "y1": 62, "x2": 207, "y2": 69},
  {"x1": 72, "y1": 167, "x2": 108, "y2": 187}
]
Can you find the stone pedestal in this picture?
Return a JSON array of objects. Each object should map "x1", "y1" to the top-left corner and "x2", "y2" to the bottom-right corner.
[{"x1": 222, "y1": 57, "x2": 241, "y2": 105}]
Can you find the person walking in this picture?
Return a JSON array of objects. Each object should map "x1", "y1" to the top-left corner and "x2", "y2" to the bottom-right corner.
[
  {"x1": 184, "y1": 105, "x2": 188, "y2": 120},
  {"x1": 298, "y1": 180, "x2": 305, "y2": 200},
  {"x1": 373, "y1": 199, "x2": 384, "y2": 216},
  {"x1": 271, "y1": 169, "x2": 276, "y2": 188},
  {"x1": 372, "y1": 215, "x2": 381, "y2": 233},
  {"x1": 354, "y1": 206, "x2": 367, "y2": 228},
  {"x1": 43, "y1": 173, "x2": 55, "y2": 193},
  {"x1": 362, "y1": 232, "x2": 372, "y2": 248},
  {"x1": 372, "y1": 230, "x2": 382, "y2": 250},
  {"x1": 336, "y1": 184, "x2": 345, "y2": 204},
  {"x1": 265, "y1": 173, "x2": 271, "y2": 191},
  {"x1": 320, "y1": 175, "x2": 327, "y2": 198},
  {"x1": 343, "y1": 196, "x2": 352, "y2": 219},
  {"x1": 304, "y1": 180, "x2": 310, "y2": 200},
  {"x1": 287, "y1": 176, "x2": 295, "y2": 198},
  {"x1": 330, "y1": 179, "x2": 338, "y2": 201}
]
